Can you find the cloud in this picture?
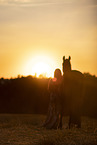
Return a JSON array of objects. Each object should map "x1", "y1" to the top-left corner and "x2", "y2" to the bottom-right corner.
[
  {"x1": 0, "y1": 0, "x2": 97, "y2": 10},
  {"x1": 0, "y1": 0, "x2": 72, "y2": 6},
  {"x1": 0, "y1": 0, "x2": 33, "y2": 5},
  {"x1": 75, "y1": 0, "x2": 97, "y2": 8}
]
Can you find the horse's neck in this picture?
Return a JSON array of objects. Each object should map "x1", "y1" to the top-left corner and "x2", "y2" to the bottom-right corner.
[
  {"x1": 63, "y1": 69, "x2": 71, "y2": 75},
  {"x1": 63, "y1": 70, "x2": 72, "y2": 80}
]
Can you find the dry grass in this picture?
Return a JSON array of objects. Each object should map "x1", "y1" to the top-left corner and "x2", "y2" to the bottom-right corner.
[{"x1": 0, "y1": 114, "x2": 97, "y2": 145}]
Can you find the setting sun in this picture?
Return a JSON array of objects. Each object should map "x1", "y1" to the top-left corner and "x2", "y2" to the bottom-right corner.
[
  {"x1": 24, "y1": 54, "x2": 56, "y2": 78},
  {"x1": 32, "y1": 61, "x2": 51, "y2": 77}
]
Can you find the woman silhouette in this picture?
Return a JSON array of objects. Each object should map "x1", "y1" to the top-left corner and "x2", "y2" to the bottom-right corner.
[{"x1": 43, "y1": 68, "x2": 63, "y2": 129}]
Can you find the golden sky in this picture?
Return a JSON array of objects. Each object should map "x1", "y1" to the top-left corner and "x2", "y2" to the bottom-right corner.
[{"x1": 0, "y1": 0, "x2": 97, "y2": 78}]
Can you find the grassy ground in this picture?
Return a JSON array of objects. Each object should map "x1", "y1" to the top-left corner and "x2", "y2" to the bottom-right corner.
[{"x1": 0, "y1": 114, "x2": 97, "y2": 145}]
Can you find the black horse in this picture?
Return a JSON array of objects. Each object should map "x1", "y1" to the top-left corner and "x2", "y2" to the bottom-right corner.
[{"x1": 61, "y1": 56, "x2": 84, "y2": 128}]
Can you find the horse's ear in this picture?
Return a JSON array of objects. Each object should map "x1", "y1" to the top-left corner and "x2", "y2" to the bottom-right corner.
[
  {"x1": 69, "y1": 56, "x2": 71, "y2": 60},
  {"x1": 63, "y1": 56, "x2": 65, "y2": 61}
]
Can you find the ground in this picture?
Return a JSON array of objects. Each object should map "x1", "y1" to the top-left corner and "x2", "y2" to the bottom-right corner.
[{"x1": 0, "y1": 114, "x2": 97, "y2": 145}]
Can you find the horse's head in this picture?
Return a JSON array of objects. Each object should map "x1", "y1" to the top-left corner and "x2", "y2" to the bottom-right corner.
[{"x1": 62, "y1": 56, "x2": 71, "y2": 74}]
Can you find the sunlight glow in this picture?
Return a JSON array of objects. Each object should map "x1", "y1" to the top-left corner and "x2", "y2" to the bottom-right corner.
[
  {"x1": 32, "y1": 61, "x2": 51, "y2": 77},
  {"x1": 24, "y1": 54, "x2": 56, "y2": 78}
]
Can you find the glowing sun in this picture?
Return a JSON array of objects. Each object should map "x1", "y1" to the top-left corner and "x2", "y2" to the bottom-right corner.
[
  {"x1": 32, "y1": 61, "x2": 51, "y2": 77},
  {"x1": 25, "y1": 55, "x2": 56, "y2": 78}
]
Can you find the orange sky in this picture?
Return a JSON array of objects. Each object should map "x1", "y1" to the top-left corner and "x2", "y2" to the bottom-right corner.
[{"x1": 0, "y1": 0, "x2": 97, "y2": 78}]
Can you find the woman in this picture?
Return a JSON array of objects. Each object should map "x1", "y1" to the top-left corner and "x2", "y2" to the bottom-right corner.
[{"x1": 43, "y1": 68, "x2": 63, "y2": 129}]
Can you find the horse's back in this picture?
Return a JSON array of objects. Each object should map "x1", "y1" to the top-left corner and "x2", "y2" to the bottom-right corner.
[{"x1": 71, "y1": 70, "x2": 84, "y2": 82}]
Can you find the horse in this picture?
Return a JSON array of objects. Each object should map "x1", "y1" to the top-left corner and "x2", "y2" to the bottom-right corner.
[{"x1": 61, "y1": 56, "x2": 84, "y2": 128}]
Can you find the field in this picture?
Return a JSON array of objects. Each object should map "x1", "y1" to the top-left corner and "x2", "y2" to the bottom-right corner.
[{"x1": 0, "y1": 114, "x2": 97, "y2": 145}]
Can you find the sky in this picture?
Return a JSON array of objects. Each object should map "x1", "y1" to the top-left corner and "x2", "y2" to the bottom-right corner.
[{"x1": 0, "y1": 0, "x2": 97, "y2": 78}]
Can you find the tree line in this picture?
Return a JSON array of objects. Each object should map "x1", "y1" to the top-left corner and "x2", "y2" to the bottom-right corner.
[{"x1": 0, "y1": 73, "x2": 97, "y2": 118}]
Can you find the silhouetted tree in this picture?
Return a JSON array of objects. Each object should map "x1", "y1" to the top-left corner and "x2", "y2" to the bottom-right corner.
[{"x1": 0, "y1": 73, "x2": 97, "y2": 118}]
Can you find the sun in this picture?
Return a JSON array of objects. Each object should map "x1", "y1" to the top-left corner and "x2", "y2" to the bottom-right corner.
[
  {"x1": 32, "y1": 61, "x2": 51, "y2": 77},
  {"x1": 31, "y1": 56, "x2": 55, "y2": 78},
  {"x1": 24, "y1": 54, "x2": 56, "y2": 78}
]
